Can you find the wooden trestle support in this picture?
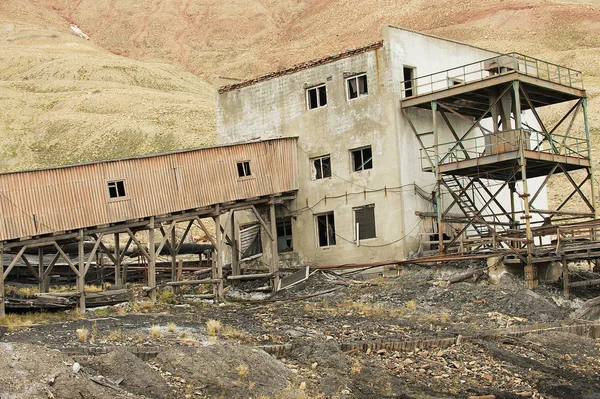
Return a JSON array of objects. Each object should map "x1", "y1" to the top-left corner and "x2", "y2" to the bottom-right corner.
[{"x1": 0, "y1": 196, "x2": 288, "y2": 316}]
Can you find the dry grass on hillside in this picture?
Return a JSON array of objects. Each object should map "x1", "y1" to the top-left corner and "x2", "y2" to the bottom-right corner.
[{"x1": 0, "y1": 1, "x2": 216, "y2": 172}]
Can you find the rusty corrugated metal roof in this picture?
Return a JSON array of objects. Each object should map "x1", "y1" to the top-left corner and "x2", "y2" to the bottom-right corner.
[{"x1": 0, "y1": 138, "x2": 298, "y2": 242}]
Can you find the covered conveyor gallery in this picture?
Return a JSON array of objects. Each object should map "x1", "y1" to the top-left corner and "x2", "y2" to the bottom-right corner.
[{"x1": 0, "y1": 138, "x2": 298, "y2": 314}]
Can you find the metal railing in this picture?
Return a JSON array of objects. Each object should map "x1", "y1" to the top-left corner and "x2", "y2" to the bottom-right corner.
[
  {"x1": 401, "y1": 53, "x2": 584, "y2": 99},
  {"x1": 420, "y1": 129, "x2": 589, "y2": 170}
]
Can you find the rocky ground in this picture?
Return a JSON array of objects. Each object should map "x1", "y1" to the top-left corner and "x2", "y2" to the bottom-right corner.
[{"x1": 0, "y1": 263, "x2": 599, "y2": 399}]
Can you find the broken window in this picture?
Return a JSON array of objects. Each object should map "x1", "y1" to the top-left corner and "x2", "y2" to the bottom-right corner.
[
  {"x1": 306, "y1": 84, "x2": 327, "y2": 109},
  {"x1": 351, "y1": 146, "x2": 373, "y2": 172},
  {"x1": 316, "y1": 212, "x2": 336, "y2": 247},
  {"x1": 237, "y1": 161, "x2": 252, "y2": 178},
  {"x1": 276, "y1": 218, "x2": 293, "y2": 253},
  {"x1": 240, "y1": 223, "x2": 262, "y2": 259},
  {"x1": 107, "y1": 180, "x2": 126, "y2": 199},
  {"x1": 354, "y1": 204, "x2": 376, "y2": 240},
  {"x1": 347, "y1": 74, "x2": 368, "y2": 100},
  {"x1": 311, "y1": 155, "x2": 331, "y2": 180},
  {"x1": 403, "y1": 66, "x2": 415, "y2": 97}
]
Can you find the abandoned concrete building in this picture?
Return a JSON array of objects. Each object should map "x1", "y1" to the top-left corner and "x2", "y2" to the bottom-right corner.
[
  {"x1": 217, "y1": 24, "x2": 596, "y2": 285},
  {"x1": 0, "y1": 25, "x2": 597, "y2": 314}
]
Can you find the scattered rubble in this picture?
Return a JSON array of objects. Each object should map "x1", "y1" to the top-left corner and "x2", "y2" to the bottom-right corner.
[{"x1": 0, "y1": 265, "x2": 599, "y2": 398}]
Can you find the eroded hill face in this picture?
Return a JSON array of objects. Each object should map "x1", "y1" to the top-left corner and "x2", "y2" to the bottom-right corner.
[
  {"x1": 0, "y1": 0, "x2": 215, "y2": 172},
  {"x1": 1, "y1": 0, "x2": 600, "y2": 183}
]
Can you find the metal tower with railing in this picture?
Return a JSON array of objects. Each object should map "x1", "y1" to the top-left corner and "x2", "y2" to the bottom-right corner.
[{"x1": 401, "y1": 53, "x2": 596, "y2": 288}]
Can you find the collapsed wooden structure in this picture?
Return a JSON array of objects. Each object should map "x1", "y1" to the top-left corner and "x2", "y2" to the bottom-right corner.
[{"x1": 0, "y1": 138, "x2": 298, "y2": 314}]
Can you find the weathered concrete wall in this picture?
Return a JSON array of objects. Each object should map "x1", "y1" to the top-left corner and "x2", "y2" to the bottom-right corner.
[{"x1": 218, "y1": 45, "x2": 406, "y2": 266}]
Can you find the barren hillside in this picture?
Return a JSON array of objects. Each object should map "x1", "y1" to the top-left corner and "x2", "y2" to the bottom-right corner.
[
  {"x1": 0, "y1": 0, "x2": 215, "y2": 172},
  {"x1": 1, "y1": 0, "x2": 600, "y2": 177}
]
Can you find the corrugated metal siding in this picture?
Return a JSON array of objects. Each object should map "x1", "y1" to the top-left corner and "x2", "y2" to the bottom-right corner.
[{"x1": 0, "y1": 138, "x2": 298, "y2": 241}]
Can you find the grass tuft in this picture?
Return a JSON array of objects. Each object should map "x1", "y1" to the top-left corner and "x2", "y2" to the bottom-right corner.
[
  {"x1": 167, "y1": 322, "x2": 177, "y2": 333},
  {"x1": 76, "y1": 328, "x2": 89, "y2": 342},
  {"x1": 236, "y1": 364, "x2": 249, "y2": 380},
  {"x1": 206, "y1": 319, "x2": 221, "y2": 336},
  {"x1": 150, "y1": 325, "x2": 162, "y2": 338}
]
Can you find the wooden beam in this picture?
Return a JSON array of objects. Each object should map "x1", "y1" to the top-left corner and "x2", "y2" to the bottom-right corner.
[
  {"x1": 176, "y1": 220, "x2": 194, "y2": 253},
  {"x1": 126, "y1": 229, "x2": 150, "y2": 261},
  {"x1": 0, "y1": 248, "x2": 5, "y2": 317},
  {"x1": 251, "y1": 206, "x2": 274, "y2": 241},
  {"x1": 231, "y1": 210, "x2": 239, "y2": 276},
  {"x1": 165, "y1": 278, "x2": 222, "y2": 286},
  {"x1": 84, "y1": 233, "x2": 103, "y2": 276},
  {"x1": 77, "y1": 230, "x2": 86, "y2": 312},
  {"x1": 170, "y1": 223, "x2": 177, "y2": 282},
  {"x1": 42, "y1": 252, "x2": 60, "y2": 280},
  {"x1": 195, "y1": 217, "x2": 217, "y2": 247},
  {"x1": 213, "y1": 213, "x2": 224, "y2": 301},
  {"x1": 4, "y1": 246, "x2": 28, "y2": 279},
  {"x1": 269, "y1": 201, "x2": 280, "y2": 292},
  {"x1": 53, "y1": 242, "x2": 80, "y2": 277},
  {"x1": 227, "y1": 273, "x2": 273, "y2": 281},
  {"x1": 20, "y1": 253, "x2": 40, "y2": 282},
  {"x1": 148, "y1": 217, "x2": 156, "y2": 302},
  {"x1": 562, "y1": 256, "x2": 569, "y2": 298}
]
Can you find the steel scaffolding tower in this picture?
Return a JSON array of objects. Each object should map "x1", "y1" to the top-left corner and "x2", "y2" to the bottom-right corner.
[{"x1": 402, "y1": 53, "x2": 596, "y2": 288}]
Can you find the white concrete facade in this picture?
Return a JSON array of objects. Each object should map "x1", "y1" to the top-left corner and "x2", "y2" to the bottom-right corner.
[{"x1": 216, "y1": 26, "x2": 546, "y2": 267}]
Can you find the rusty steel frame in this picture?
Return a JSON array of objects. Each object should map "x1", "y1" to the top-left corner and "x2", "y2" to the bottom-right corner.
[{"x1": 403, "y1": 64, "x2": 596, "y2": 287}]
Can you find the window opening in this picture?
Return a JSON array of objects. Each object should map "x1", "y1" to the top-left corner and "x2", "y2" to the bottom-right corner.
[
  {"x1": 307, "y1": 84, "x2": 327, "y2": 109},
  {"x1": 403, "y1": 66, "x2": 415, "y2": 97},
  {"x1": 237, "y1": 161, "x2": 252, "y2": 178},
  {"x1": 351, "y1": 146, "x2": 373, "y2": 172},
  {"x1": 354, "y1": 204, "x2": 376, "y2": 240},
  {"x1": 316, "y1": 212, "x2": 336, "y2": 247},
  {"x1": 107, "y1": 180, "x2": 126, "y2": 199},
  {"x1": 240, "y1": 223, "x2": 262, "y2": 259},
  {"x1": 276, "y1": 218, "x2": 293, "y2": 253},
  {"x1": 312, "y1": 155, "x2": 331, "y2": 180},
  {"x1": 448, "y1": 77, "x2": 463, "y2": 87},
  {"x1": 347, "y1": 74, "x2": 368, "y2": 99}
]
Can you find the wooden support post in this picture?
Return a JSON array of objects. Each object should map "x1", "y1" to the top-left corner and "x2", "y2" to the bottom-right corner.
[
  {"x1": 177, "y1": 259, "x2": 183, "y2": 282},
  {"x1": 213, "y1": 211, "x2": 224, "y2": 301},
  {"x1": 171, "y1": 223, "x2": 177, "y2": 282},
  {"x1": 0, "y1": 248, "x2": 5, "y2": 318},
  {"x1": 114, "y1": 233, "x2": 122, "y2": 286},
  {"x1": 38, "y1": 248, "x2": 49, "y2": 293},
  {"x1": 77, "y1": 230, "x2": 86, "y2": 313},
  {"x1": 562, "y1": 256, "x2": 569, "y2": 298},
  {"x1": 148, "y1": 217, "x2": 157, "y2": 302},
  {"x1": 270, "y1": 201, "x2": 280, "y2": 292},
  {"x1": 231, "y1": 211, "x2": 239, "y2": 276}
]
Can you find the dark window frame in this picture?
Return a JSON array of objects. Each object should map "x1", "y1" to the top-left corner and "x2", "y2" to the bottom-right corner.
[
  {"x1": 107, "y1": 180, "x2": 126, "y2": 200},
  {"x1": 316, "y1": 212, "x2": 336, "y2": 247},
  {"x1": 350, "y1": 146, "x2": 373, "y2": 172},
  {"x1": 311, "y1": 155, "x2": 331, "y2": 180},
  {"x1": 276, "y1": 217, "x2": 293, "y2": 253},
  {"x1": 346, "y1": 73, "x2": 368, "y2": 100},
  {"x1": 403, "y1": 66, "x2": 416, "y2": 98},
  {"x1": 236, "y1": 160, "x2": 252, "y2": 178},
  {"x1": 306, "y1": 84, "x2": 327, "y2": 110},
  {"x1": 353, "y1": 204, "x2": 376, "y2": 240}
]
